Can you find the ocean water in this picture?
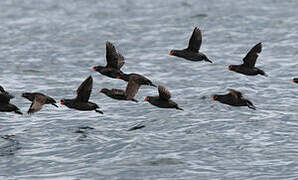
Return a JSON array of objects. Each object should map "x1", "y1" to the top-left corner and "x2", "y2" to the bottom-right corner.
[{"x1": 1, "y1": 0, "x2": 298, "y2": 179}]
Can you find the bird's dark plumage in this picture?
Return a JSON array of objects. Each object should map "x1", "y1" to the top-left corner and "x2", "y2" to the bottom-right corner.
[
  {"x1": 211, "y1": 89, "x2": 256, "y2": 110},
  {"x1": 116, "y1": 73, "x2": 156, "y2": 87},
  {"x1": 21, "y1": 92, "x2": 58, "y2": 114},
  {"x1": 93, "y1": 41, "x2": 124, "y2": 79},
  {"x1": 169, "y1": 27, "x2": 212, "y2": 63},
  {"x1": 228, "y1": 42, "x2": 267, "y2": 76},
  {"x1": 144, "y1": 85, "x2": 183, "y2": 110},
  {"x1": 60, "y1": 76, "x2": 103, "y2": 114},
  {"x1": 0, "y1": 86, "x2": 22, "y2": 115},
  {"x1": 100, "y1": 75, "x2": 141, "y2": 102},
  {"x1": 21, "y1": 92, "x2": 57, "y2": 114}
]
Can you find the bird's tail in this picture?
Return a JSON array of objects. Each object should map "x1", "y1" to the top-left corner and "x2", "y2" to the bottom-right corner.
[
  {"x1": 14, "y1": 110, "x2": 23, "y2": 115},
  {"x1": 205, "y1": 58, "x2": 213, "y2": 63},
  {"x1": 95, "y1": 109, "x2": 104, "y2": 114},
  {"x1": 132, "y1": 99, "x2": 138, "y2": 103},
  {"x1": 176, "y1": 106, "x2": 184, "y2": 111},
  {"x1": 246, "y1": 100, "x2": 256, "y2": 110},
  {"x1": 51, "y1": 103, "x2": 59, "y2": 108}
]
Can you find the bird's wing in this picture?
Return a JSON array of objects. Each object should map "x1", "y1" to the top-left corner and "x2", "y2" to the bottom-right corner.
[
  {"x1": 242, "y1": 42, "x2": 262, "y2": 67},
  {"x1": 125, "y1": 76, "x2": 141, "y2": 99},
  {"x1": 28, "y1": 94, "x2": 47, "y2": 114},
  {"x1": 106, "y1": 41, "x2": 125, "y2": 69},
  {"x1": 76, "y1": 76, "x2": 93, "y2": 102},
  {"x1": 186, "y1": 27, "x2": 202, "y2": 52},
  {"x1": 158, "y1": 85, "x2": 171, "y2": 100},
  {"x1": 227, "y1": 89, "x2": 243, "y2": 99}
]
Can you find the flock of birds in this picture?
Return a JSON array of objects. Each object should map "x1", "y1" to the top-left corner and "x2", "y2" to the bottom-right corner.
[{"x1": 1, "y1": 27, "x2": 298, "y2": 115}]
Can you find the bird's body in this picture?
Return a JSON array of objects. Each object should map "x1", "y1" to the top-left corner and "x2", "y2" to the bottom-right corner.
[
  {"x1": 144, "y1": 85, "x2": 183, "y2": 110},
  {"x1": 61, "y1": 76, "x2": 103, "y2": 114},
  {"x1": 93, "y1": 41, "x2": 125, "y2": 79},
  {"x1": 100, "y1": 75, "x2": 142, "y2": 102},
  {"x1": 228, "y1": 42, "x2": 266, "y2": 76},
  {"x1": 169, "y1": 27, "x2": 212, "y2": 63},
  {"x1": 21, "y1": 92, "x2": 58, "y2": 114},
  {"x1": 0, "y1": 86, "x2": 22, "y2": 114},
  {"x1": 116, "y1": 73, "x2": 156, "y2": 87},
  {"x1": 212, "y1": 89, "x2": 256, "y2": 110}
]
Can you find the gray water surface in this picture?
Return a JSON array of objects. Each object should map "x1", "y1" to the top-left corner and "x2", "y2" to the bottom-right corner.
[{"x1": 1, "y1": 0, "x2": 298, "y2": 179}]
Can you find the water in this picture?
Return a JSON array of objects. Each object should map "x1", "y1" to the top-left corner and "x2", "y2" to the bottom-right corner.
[{"x1": 1, "y1": 0, "x2": 298, "y2": 179}]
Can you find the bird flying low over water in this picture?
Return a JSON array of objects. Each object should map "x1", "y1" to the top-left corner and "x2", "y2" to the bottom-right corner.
[
  {"x1": 93, "y1": 41, "x2": 125, "y2": 79},
  {"x1": 228, "y1": 42, "x2": 267, "y2": 76},
  {"x1": 169, "y1": 27, "x2": 212, "y2": 63},
  {"x1": 21, "y1": 92, "x2": 58, "y2": 114},
  {"x1": 100, "y1": 75, "x2": 142, "y2": 103},
  {"x1": 116, "y1": 73, "x2": 156, "y2": 87},
  {"x1": 0, "y1": 85, "x2": 22, "y2": 115},
  {"x1": 144, "y1": 85, "x2": 183, "y2": 110},
  {"x1": 60, "y1": 76, "x2": 103, "y2": 114},
  {"x1": 211, "y1": 89, "x2": 256, "y2": 110}
]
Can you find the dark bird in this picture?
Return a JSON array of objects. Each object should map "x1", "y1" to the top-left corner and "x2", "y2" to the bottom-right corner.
[
  {"x1": 0, "y1": 86, "x2": 22, "y2": 114},
  {"x1": 100, "y1": 75, "x2": 141, "y2": 102},
  {"x1": 144, "y1": 85, "x2": 183, "y2": 110},
  {"x1": 93, "y1": 41, "x2": 124, "y2": 79},
  {"x1": 228, "y1": 42, "x2": 267, "y2": 76},
  {"x1": 116, "y1": 73, "x2": 156, "y2": 87},
  {"x1": 60, "y1": 76, "x2": 103, "y2": 114},
  {"x1": 21, "y1": 92, "x2": 58, "y2": 114},
  {"x1": 292, "y1": 78, "x2": 298, "y2": 84},
  {"x1": 169, "y1": 27, "x2": 212, "y2": 63},
  {"x1": 211, "y1": 89, "x2": 256, "y2": 110}
]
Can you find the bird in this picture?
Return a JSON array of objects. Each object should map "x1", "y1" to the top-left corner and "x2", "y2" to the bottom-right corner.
[
  {"x1": 21, "y1": 92, "x2": 58, "y2": 114},
  {"x1": 144, "y1": 85, "x2": 183, "y2": 110},
  {"x1": 211, "y1": 89, "x2": 256, "y2": 110},
  {"x1": 116, "y1": 73, "x2": 156, "y2": 87},
  {"x1": 228, "y1": 42, "x2": 267, "y2": 76},
  {"x1": 60, "y1": 76, "x2": 103, "y2": 114},
  {"x1": 0, "y1": 85, "x2": 22, "y2": 114},
  {"x1": 100, "y1": 75, "x2": 142, "y2": 102},
  {"x1": 93, "y1": 41, "x2": 125, "y2": 79},
  {"x1": 292, "y1": 78, "x2": 298, "y2": 84},
  {"x1": 169, "y1": 27, "x2": 212, "y2": 63}
]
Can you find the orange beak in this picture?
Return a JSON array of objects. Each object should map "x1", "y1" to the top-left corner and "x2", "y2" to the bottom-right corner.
[
  {"x1": 144, "y1": 98, "x2": 148, "y2": 101},
  {"x1": 169, "y1": 52, "x2": 173, "y2": 56},
  {"x1": 21, "y1": 95, "x2": 24, "y2": 98},
  {"x1": 93, "y1": 67, "x2": 97, "y2": 71},
  {"x1": 60, "y1": 102, "x2": 65, "y2": 105},
  {"x1": 99, "y1": 90, "x2": 102, "y2": 93},
  {"x1": 228, "y1": 67, "x2": 231, "y2": 71},
  {"x1": 292, "y1": 79, "x2": 296, "y2": 83},
  {"x1": 116, "y1": 76, "x2": 121, "y2": 79},
  {"x1": 211, "y1": 97, "x2": 215, "y2": 101}
]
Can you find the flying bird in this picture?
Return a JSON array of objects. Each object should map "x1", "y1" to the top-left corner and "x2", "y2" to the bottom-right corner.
[
  {"x1": 211, "y1": 89, "x2": 256, "y2": 110},
  {"x1": 169, "y1": 27, "x2": 212, "y2": 63},
  {"x1": 100, "y1": 75, "x2": 143, "y2": 102},
  {"x1": 21, "y1": 92, "x2": 58, "y2": 114},
  {"x1": 228, "y1": 42, "x2": 267, "y2": 76},
  {"x1": 60, "y1": 76, "x2": 103, "y2": 114},
  {"x1": 144, "y1": 85, "x2": 183, "y2": 110},
  {"x1": 93, "y1": 41, "x2": 125, "y2": 79},
  {"x1": 0, "y1": 85, "x2": 22, "y2": 114}
]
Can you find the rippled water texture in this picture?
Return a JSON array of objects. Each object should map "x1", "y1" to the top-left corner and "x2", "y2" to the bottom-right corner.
[{"x1": 1, "y1": 0, "x2": 298, "y2": 179}]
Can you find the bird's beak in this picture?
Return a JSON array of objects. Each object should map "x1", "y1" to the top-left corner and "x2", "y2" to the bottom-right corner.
[
  {"x1": 60, "y1": 102, "x2": 65, "y2": 105},
  {"x1": 21, "y1": 95, "x2": 24, "y2": 98},
  {"x1": 99, "y1": 90, "x2": 102, "y2": 93},
  {"x1": 144, "y1": 98, "x2": 148, "y2": 101},
  {"x1": 292, "y1": 79, "x2": 296, "y2": 83},
  {"x1": 169, "y1": 52, "x2": 173, "y2": 56},
  {"x1": 211, "y1": 97, "x2": 215, "y2": 101},
  {"x1": 228, "y1": 67, "x2": 231, "y2": 71},
  {"x1": 116, "y1": 76, "x2": 121, "y2": 79},
  {"x1": 93, "y1": 67, "x2": 97, "y2": 71}
]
